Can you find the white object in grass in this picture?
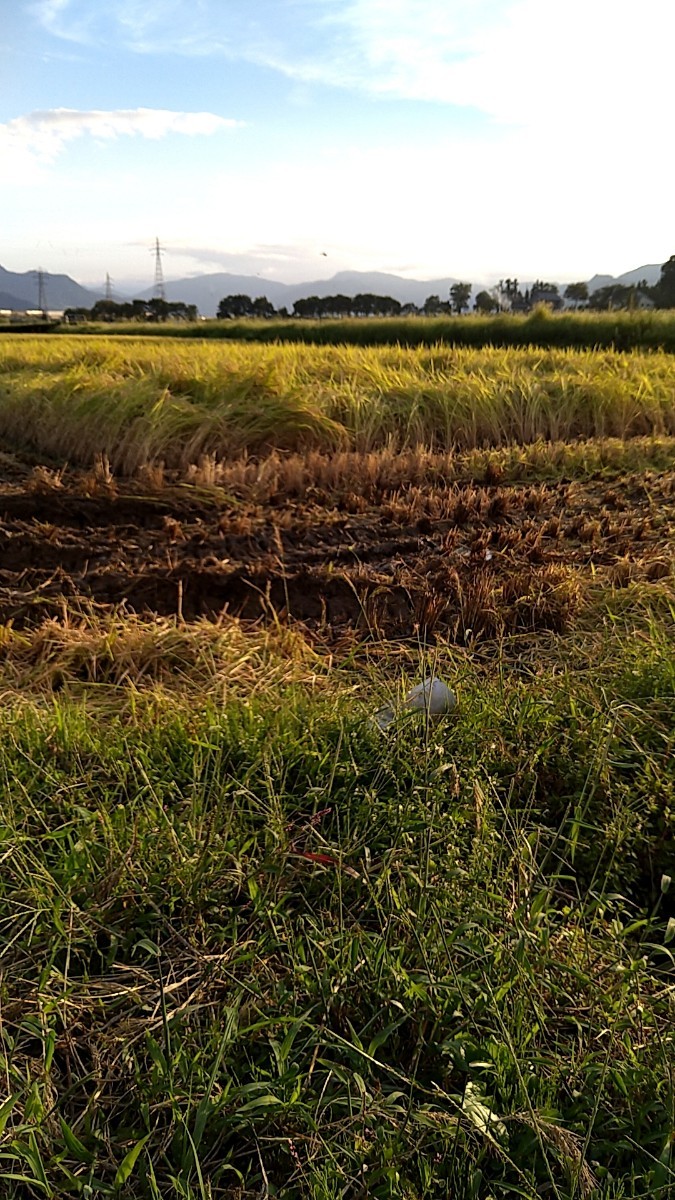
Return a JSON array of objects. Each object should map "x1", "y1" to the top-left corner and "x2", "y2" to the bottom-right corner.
[{"x1": 374, "y1": 676, "x2": 457, "y2": 730}]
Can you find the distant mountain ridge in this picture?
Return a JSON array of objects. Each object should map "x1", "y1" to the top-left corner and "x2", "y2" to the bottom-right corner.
[
  {"x1": 0, "y1": 264, "x2": 99, "y2": 311},
  {"x1": 587, "y1": 264, "x2": 662, "y2": 292},
  {"x1": 0, "y1": 261, "x2": 667, "y2": 316},
  {"x1": 140, "y1": 263, "x2": 668, "y2": 315},
  {"x1": 136, "y1": 269, "x2": 465, "y2": 315}
]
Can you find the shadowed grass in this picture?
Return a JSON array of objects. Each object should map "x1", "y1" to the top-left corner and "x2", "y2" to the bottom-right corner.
[{"x1": 57, "y1": 307, "x2": 675, "y2": 353}]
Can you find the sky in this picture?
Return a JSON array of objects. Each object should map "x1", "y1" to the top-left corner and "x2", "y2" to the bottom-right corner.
[{"x1": 1, "y1": 0, "x2": 674, "y2": 292}]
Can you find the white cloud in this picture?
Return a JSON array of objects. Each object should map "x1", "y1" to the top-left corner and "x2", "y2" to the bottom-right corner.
[
  {"x1": 17, "y1": 1, "x2": 675, "y2": 282},
  {"x1": 262, "y1": 0, "x2": 675, "y2": 133},
  {"x1": 31, "y1": 0, "x2": 675, "y2": 128},
  {"x1": 1, "y1": 107, "x2": 242, "y2": 177}
]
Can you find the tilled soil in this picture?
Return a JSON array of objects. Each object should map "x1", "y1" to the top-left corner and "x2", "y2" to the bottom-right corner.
[{"x1": 0, "y1": 453, "x2": 673, "y2": 641}]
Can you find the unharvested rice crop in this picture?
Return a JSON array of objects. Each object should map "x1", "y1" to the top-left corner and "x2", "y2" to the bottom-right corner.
[{"x1": 0, "y1": 336, "x2": 674, "y2": 470}]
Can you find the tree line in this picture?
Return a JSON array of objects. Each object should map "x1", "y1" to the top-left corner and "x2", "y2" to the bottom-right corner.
[
  {"x1": 64, "y1": 256, "x2": 675, "y2": 324},
  {"x1": 64, "y1": 298, "x2": 198, "y2": 323},
  {"x1": 217, "y1": 258, "x2": 675, "y2": 320}
]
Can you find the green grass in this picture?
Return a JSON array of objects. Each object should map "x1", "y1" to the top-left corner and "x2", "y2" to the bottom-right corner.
[
  {"x1": 1, "y1": 336, "x2": 675, "y2": 470},
  {"x1": 1, "y1": 600, "x2": 674, "y2": 1198},
  {"x1": 1, "y1": 330, "x2": 674, "y2": 1195},
  {"x1": 59, "y1": 308, "x2": 675, "y2": 353}
]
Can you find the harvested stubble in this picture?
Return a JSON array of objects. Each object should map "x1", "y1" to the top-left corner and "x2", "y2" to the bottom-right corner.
[{"x1": 1, "y1": 336, "x2": 675, "y2": 470}]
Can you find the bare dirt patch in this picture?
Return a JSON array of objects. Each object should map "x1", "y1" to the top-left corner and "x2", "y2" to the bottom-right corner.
[{"x1": 0, "y1": 451, "x2": 673, "y2": 642}]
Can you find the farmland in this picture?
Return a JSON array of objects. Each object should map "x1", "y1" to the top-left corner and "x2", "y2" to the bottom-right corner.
[
  {"x1": 57, "y1": 307, "x2": 675, "y2": 352},
  {"x1": 0, "y1": 334, "x2": 674, "y2": 1198}
]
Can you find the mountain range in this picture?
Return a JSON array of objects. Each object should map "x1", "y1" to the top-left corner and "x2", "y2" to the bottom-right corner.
[
  {"x1": 0, "y1": 262, "x2": 665, "y2": 316},
  {"x1": 140, "y1": 269, "x2": 460, "y2": 313},
  {"x1": 0, "y1": 264, "x2": 98, "y2": 312}
]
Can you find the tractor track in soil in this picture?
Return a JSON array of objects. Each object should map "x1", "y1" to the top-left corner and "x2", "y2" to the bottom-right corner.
[{"x1": 0, "y1": 459, "x2": 673, "y2": 641}]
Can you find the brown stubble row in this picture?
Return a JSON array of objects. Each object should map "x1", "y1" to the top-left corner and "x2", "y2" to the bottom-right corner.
[{"x1": 0, "y1": 446, "x2": 672, "y2": 646}]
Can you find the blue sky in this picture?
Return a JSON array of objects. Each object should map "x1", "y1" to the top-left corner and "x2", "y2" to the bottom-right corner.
[{"x1": 1, "y1": 0, "x2": 674, "y2": 290}]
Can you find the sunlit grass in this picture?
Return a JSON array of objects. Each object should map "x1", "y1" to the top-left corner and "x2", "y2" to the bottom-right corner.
[{"x1": 1, "y1": 336, "x2": 675, "y2": 470}]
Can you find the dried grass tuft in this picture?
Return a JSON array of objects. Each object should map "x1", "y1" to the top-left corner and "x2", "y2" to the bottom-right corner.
[
  {"x1": 511, "y1": 1113, "x2": 599, "y2": 1198},
  {"x1": 0, "y1": 610, "x2": 329, "y2": 702}
]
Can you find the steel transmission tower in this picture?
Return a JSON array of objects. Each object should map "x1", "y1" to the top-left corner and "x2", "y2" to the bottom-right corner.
[
  {"x1": 151, "y1": 237, "x2": 166, "y2": 301},
  {"x1": 35, "y1": 268, "x2": 47, "y2": 314},
  {"x1": 105, "y1": 273, "x2": 113, "y2": 302}
]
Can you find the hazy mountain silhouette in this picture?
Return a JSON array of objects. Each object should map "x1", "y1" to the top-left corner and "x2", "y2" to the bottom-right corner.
[
  {"x1": 0, "y1": 264, "x2": 99, "y2": 310},
  {"x1": 142, "y1": 265, "x2": 667, "y2": 314},
  {"x1": 0, "y1": 261, "x2": 667, "y2": 315},
  {"x1": 587, "y1": 264, "x2": 662, "y2": 292},
  {"x1": 136, "y1": 269, "x2": 463, "y2": 314}
]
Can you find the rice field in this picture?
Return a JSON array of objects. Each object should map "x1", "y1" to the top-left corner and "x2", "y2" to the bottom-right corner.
[
  {"x1": 0, "y1": 336, "x2": 675, "y2": 471},
  {"x1": 61, "y1": 307, "x2": 675, "y2": 353},
  {"x1": 0, "y1": 334, "x2": 673, "y2": 1198}
]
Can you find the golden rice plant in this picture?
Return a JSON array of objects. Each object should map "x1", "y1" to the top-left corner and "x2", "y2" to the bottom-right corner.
[{"x1": 1, "y1": 335, "x2": 674, "y2": 469}]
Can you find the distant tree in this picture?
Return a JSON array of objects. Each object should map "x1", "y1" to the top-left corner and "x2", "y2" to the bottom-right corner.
[
  {"x1": 293, "y1": 296, "x2": 321, "y2": 318},
  {"x1": 251, "y1": 296, "x2": 276, "y2": 318},
  {"x1": 564, "y1": 282, "x2": 589, "y2": 308},
  {"x1": 63, "y1": 306, "x2": 91, "y2": 324},
  {"x1": 529, "y1": 281, "x2": 562, "y2": 311},
  {"x1": 374, "y1": 294, "x2": 401, "y2": 317},
  {"x1": 450, "y1": 282, "x2": 472, "y2": 314},
  {"x1": 147, "y1": 298, "x2": 175, "y2": 322},
  {"x1": 423, "y1": 294, "x2": 450, "y2": 316},
  {"x1": 474, "y1": 290, "x2": 499, "y2": 314},
  {"x1": 91, "y1": 299, "x2": 121, "y2": 321},
  {"x1": 217, "y1": 294, "x2": 254, "y2": 319},
  {"x1": 130, "y1": 299, "x2": 152, "y2": 319},
  {"x1": 292, "y1": 292, "x2": 402, "y2": 319},
  {"x1": 331, "y1": 294, "x2": 354, "y2": 318},
  {"x1": 588, "y1": 282, "x2": 654, "y2": 311},
  {"x1": 654, "y1": 255, "x2": 675, "y2": 308},
  {"x1": 352, "y1": 293, "x2": 399, "y2": 316},
  {"x1": 588, "y1": 283, "x2": 632, "y2": 311},
  {"x1": 156, "y1": 302, "x2": 198, "y2": 321},
  {"x1": 496, "y1": 279, "x2": 524, "y2": 311}
]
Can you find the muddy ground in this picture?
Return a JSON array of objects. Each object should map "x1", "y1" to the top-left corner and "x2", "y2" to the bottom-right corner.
[{"x1": 0, "y1": 449, "x2": 673, "y2": 642}]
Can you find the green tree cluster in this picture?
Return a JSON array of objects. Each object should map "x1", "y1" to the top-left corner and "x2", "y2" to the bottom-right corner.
[
  {"x1": 65, "y1": 298, "x2": 198, "y2": 323},
  {"x1": 654, "y1": 256, "x2": 675, "y2": 307},
  {"x1": 293, "y1": 294, "x2": 403, "y2": 318},
  {"x1": 449, "y1": 282, "x2": 472, "y2": 313}
]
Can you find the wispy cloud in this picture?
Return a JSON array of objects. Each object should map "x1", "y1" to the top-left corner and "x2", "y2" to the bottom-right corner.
[
  {"x1": 1, "y1": 107, "x2": 242, "y2": 176},
  {"x1": 31, "y1": 0, "x2": 249, "y2": 55},
  {"x1": 167, "y1": 244, "x2": 311, "y2": 272},
  {"x1": 260, "y1": 0, "x2": 675, "y2": 128},
  {"x1": 31, "y1": 0, "x2": 675, "y2": 134},
  {"x1": 18, "y1": 0, "x2": 675, "y2": 284}
]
